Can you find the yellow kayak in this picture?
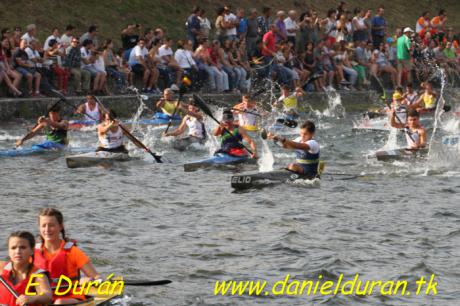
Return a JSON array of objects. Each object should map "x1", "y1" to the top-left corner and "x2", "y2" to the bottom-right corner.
[{"x1": 241, "y1": 125, "x2": 259, "y2": 132}]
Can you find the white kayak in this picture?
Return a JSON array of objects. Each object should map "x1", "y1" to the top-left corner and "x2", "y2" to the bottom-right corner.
[{"x1": 66, "y1": 151, "x2": 130, "y2": 168}]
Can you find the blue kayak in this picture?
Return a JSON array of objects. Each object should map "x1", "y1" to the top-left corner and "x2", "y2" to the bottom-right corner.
[
  {"x1": 0, "y1": 141, "x2": 93, "y2": 157},
  {"x1": 184, "y1": 152, "x2": 257, "y2": 172},
  {"x1": 69, "y1": 113, "x2": 182, "y2": 129}
]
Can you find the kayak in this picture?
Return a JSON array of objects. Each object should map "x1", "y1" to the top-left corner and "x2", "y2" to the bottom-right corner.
[
  {"x1": 241, "y1": 125, "x2": 259, "y2": 132},
  {"x1": 0, "y1": 141, "x2": 93, "y2": 157},
  {"x1": 171, "y1": 136, "x2": 205, "y2": 151},
  {"x1": 49, "y1": 289, "x2": 120, "y2": 306},
  {"x1": 184, "y1": 152, "x2": 256, "y2": 172},
  {"x1": 375, "y1": 148, "x2": 429, "y2": 162},
  {"x1": 231, "y1": 169, "x2": 318, "y2": 190},
  {"x1": 66, "y1": 151, "x2": 131, "y2": 168},
  {"x1": 69, "y1": 113, "x2": 182, "y2": 130}
]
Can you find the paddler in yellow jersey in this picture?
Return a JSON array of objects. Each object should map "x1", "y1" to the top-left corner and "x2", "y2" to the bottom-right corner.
[
  {"x1": 390, "y1": 109, "x2": 426, "y2": 149},
  {"x1": 274, "y1": 85, "x2": 304, "y2": 118},
  {"x1": 233, "y1": 93, "x2": 260, "y2": 132},
  {"x1": 97, "y1": 109, "x2": 128, "y2": 153},
  {"x1": 413, "y1": 82, "x2": 436, "y2": 112},
  {"x1": 155, "y1": 88, "x2": 186, "y2": 120},
  {"x1": 16, "y1": 103, "x2": 69, "y2": 149}
]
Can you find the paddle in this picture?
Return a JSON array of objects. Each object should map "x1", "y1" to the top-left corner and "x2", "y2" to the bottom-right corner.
[
  {"x1": 93, "y1": 96, "x2": 163, "y2": 163},
  {"x1": 193, "y1": 94, "x2": 254, "y2": 155},
  {"x1": 0, "y1": 275, "x2": 25, "y2": 305},
  {"x1": 127, "y1": 86, "x2": 156, "y2": 114},
  {"x1": 52, "y1": 279, "x2": 172, "y2": 289},
  {"x1": 164, "y1": 85, "x2": 186, "y2": 134},
  {"x1": 276, "y1": 118, "x2": 298, "y2": 128}
]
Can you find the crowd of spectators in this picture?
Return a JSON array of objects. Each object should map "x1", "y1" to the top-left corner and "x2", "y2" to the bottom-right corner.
[{"x1": 0, "y1": 2, "x2": 459, "y2": 98}]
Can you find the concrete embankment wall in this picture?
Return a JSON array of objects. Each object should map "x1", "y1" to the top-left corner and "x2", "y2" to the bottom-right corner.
[{"x1": 0, "y1": 90, "x2": 458, "y2": 121}]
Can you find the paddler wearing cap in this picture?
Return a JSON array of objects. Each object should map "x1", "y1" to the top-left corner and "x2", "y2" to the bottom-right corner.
[
  {"x1": 0, "y1": 231, "x2": 53, "y2": 306},
  {"x1": 232, "y1": 93, "x2": 260, "y2": 132},
  {"x1": 162, "y1": 100, "x2": 206, "y2": 150},
  {"x1": 390, "y1": 86, "x2": 408, "y2": 125},
  {"x1": 213, "y1": 109, "x2": 257, "y2": 158},
  {"x1": 75, "y1": 95, "x2": 103, "y2": 123},
  {"x1": 16, "y1": 103, "x2": 69, "y2": 149},
  {"x1": 155, "y1": 88, "x2": 186, "y2": 120},
  {"x1": 396, "y1": 27, "x2": 414, "y2": 87},
  {"x1": 267, "y1": 120, "x2": 320, "y2": 178},
  {"x1": 390, "y1": 109, "x2": 426, "y2": 149}
]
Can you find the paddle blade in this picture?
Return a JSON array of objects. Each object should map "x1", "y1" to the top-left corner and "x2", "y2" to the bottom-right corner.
[
  {"x1": 124, "y1": 279, "x2": 172, "y2": 286},
  {"x1": 443, "y1": 104, "x2": 451, "y2": 112},
  {"x1": 193, "y1": 94, "x2": 213, "y2": 118},
  {"x1": 260, "y1": 128, "x2": 267, "y2": 140},
  {"x1": 149, "y1": 151, "x2": 163, "y2": 163}
]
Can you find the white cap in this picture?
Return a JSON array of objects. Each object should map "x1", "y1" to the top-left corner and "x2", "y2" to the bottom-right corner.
[{"x1": 403, "y1": 27, "x2": 414, "y2": 33}]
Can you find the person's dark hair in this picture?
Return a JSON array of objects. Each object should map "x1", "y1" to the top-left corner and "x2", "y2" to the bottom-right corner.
[
  {"x1": 421, "y1": 11, "x2": 429, "y2": 18},
  {"x1": 48, "y1": 39, "x2": 58, "y2": 47},
  {"x1": 217, "y1": 7, "x2": 225, "y2": 16},
  {"x1": 47, "y1": 102, "x2": 61, "y2": 113},
  {"x1": 395, "y1": 86, "x2": 403, "y2": 92},
  {"x1": 439, "y1": 9, "x2": 446, "y2": 16},
  {"x1": 38, "y1": 208, "x2": 68, "y2": 242},
  {"x1": 327, "y1": 9, "x2": 336, "y2": 18},
  {"x1": 8, "y1": 231, "x2": 36, "y2": 268},
  {"x1": 176, "y1": 40, "x2": 185, "y2": 49},
  {"x1": 406, "y1": 83, "x2": 413, "y2": 88},
  {"x1": 1, "y1": 28, "x2": 9, "y2": 36},
  {"x1": 138, "y1": 37, "x2": 146, "y2": 43},
  {"x1": 88, "y1": 25, "x2": 97, "y2": 33},
  {"x1": 152, "y1": 38, "x2": 162, "y2": 47},
  {"x1": 262, "y1": 6, "x2": 271, "y2": 14},
  {"x1": 82, "y1": 39, "x2": 93, "y2": 47},
  {"x1": 354, "y1": 8, "x2": 362, "y2": 15},
  {"x1": 222, "y1": 109, "x2": 234, "y2": 121},
  {"x1": 65, "y1": 24, "x2": 75, "y2": 31},
  {"x1": 408, "y1": 110, "x2": 420, "y2": 118},
  {"x1": 301, "y1": 121, "x2": 316, "y2": 133},
  {"x1": 192, "y1": 6, "x2": 201, "y2": 14},
  {"x1": 103, "y1": 39, "x2": 112, "y2": 49}
]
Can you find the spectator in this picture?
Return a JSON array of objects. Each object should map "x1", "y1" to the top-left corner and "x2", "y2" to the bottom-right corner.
[
  {"x1": 128, "y1": 38, "x2": 158, "y2": 93},
  {"x1": 0, "y1": 36, "x2": 22, "y2": 95},
  {"x1": 20, "y1": 24, "x2": 36, "y2": 46},
  {"x1": 11, "y1": 27, "x2": 22, "y2": 50},
  {"x1": 186, "y1": 6, "x2": 201, "y2": 50},
  {"x1": 352, "y1": 8, "x2": 368, "y2": 42},
  {"x1": 322, "y1": 9, "x2": 338, "y2": 45},
  {"x1": 93, "y1": 49, "x2": 108, "y2": 94},
  {"x1": 319, "y1": 39, "x2": 336, "y2": 89},
  {"x1": 60, "y1": 25, "x2": 75, "y2": 51},
  {"x1": 284, "y1": 10, "x2": 299, "y2": 46},
  {"x1": 371, "y1": 42, "x2": 397, "y2": 88},
  {"x1": 43, "y1": 28, "x2": 60, "y2": 51},
  {"x1": 198, "y1": 9, "x2": 212, "y2": 41},
  {"x1": 121, "y1": 24, "x2": 141, "y2": 61},
  {"x1": 227, "y1": 40, "x2": 248, "y2": 91},
  {"x1": 431, "y1": 10, "x2": 447, "y2": 40},
  {"x1": 337, "y1": 2, "x2": 347, "y2": 18},
  {"x1": 397, "y1": 27, "x2": 413, "y2": 86},
  {"x1": 158, "y1": 38, "x2": 183, "y2": 90},
  {"x1": 194, "y1": 39, "x2": 227, "y2": 92},
  {"x1": 215, "y1": 7, "x2": 227, "y2": 44},
  {"x1": 0, "y1": 37, "x2": 22, "y2": 96},
  {"x1": 80, "y1": 39, "x2": 105, "y2": 94},
  {"x1": 45, "y1": 39, "x2": 70, "y2": 94},
  {"x1": 303, "y1": 41, "x2": 325, "y2": 91},
  {"x1": 354, "y1": 40, "x2": 371, "y2": 86},
  {"x1": 223, "y1": 5, "x2": 239, "y2": 41},
  {"x1": 261, "y1": 23, "x2": 278, "y2": 78},
  {"x1": 174, "y1": 40, "x2": 201, "y2": 90},
  {"x1": 236, "y1": 8, "x2": 248, "y2": 41},
  {"x1": 371, "y1": 6, "x2": 386, "y2": 49},
  {"x1": 275, "y1": 11, "x2": 288, "y2": 43},
  {"x1": 64, "y1": 37, "x2": 90, "y2": 94},
  {"x1": 298, "y1": 10, "x2": 320, "y2": 52},
  {"x1": 336, "y1": 13, "x2": 350, "y2": 42},
  {"x1": 80, "y1": 25, "x2": 99, "y2": 48},
  {"x1": 102, "y1": 39, "x2": 127, "y2": 93},
  {"x1": 13, "y1": 40, "x2": 41, "y2": 96},
  {"x1": 257, "y1": 7, "x2": 272, "y2": 37},
  {"x1": 416, "y1": 12, "x2": 431, "y2": 34},
  {"x1": 209, "y1": 40, "x2": 230, "y2": 92},
  {"x1": 246, "y1": 8, "x2": 259, "y2": 57}
]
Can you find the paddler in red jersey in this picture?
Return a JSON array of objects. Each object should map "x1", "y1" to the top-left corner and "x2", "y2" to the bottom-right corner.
[
  {"x1": 0, "y1": 231, "x2": 52, "y2": 306},
  {"x1": 34, "y1": 208, "x2": 101, "y2": 304},
  {"x1": 213, "y1": 109, "x2": 257, "y2": 158}
]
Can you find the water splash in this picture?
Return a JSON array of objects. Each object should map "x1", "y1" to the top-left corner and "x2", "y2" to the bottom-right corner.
[
  {"x1": 257, "y1": 140, "x2": 274, "y2": 172},
  {"x1": 321, "y1": 88, "x2": 346, "y2": 118}
]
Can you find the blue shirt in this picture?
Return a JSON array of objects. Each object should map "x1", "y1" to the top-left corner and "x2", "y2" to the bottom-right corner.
[
  {"x1": 238, "y1": 18, "x2": 248, "y2": 35},
  {"x1": 186, "y1": 14, "x2": 200, "y2": 38},
  {"x1": 371, "y1": 15, "x2": 386, "y2": 36}
]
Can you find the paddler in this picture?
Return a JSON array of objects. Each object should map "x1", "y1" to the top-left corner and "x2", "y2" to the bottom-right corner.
[
  {"x1": 413, "y1": 82, "x2": 436, "y2": 112},
  {"x1": 15, "y1": 103, "x2": 69, "y2": 149},
  {"x1": 274, "y1": 85, "x2": 304, "y2": 119},
  {"x1": 232, "y1": 93, "x2": 260, "y2": 132},
  {"x1": 155, "y1": 88, "x2": 186, "y2": 120},
  {"x1": 0, "y1": 231, "x2": 53, "y2": 306},
  {"x1": 97, "y1": 109, "x2": 129, "y2": 153},
  {"x1": 403, "y1": 83, "x2": 418, "y2": 107},
  {"x1": 390, "y1": 109, "x2": 426, "y2": 149},
  {"x1": 35, "y1": 207, "x2": 102, "y2": 304},
  {"x1": 162, "y1": 101, "x2": 206, "y2": 150},
  {"x1": 213, "y1": 109, "x2": 257, "y2": 158},
  {"x1": 267, "y1": 120, "x2": 320, "y2": 178},
  {"x1": 390, "y1": 87, "x2": 408, "y2": 125},
  {"x1": 75, "y1": 95, "x2": 103, "y2": 122}
]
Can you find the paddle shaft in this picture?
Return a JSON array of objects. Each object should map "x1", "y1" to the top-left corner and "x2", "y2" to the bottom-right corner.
[
  {"x1": 0, "y1": 275, "x2": 24, "y2": 304},
  {"x1": 93, "y1": 97, "x2": 162, "y2": 163},
  {"x1": 52, "y1": 279, "x2": 172, "y2": 289}
]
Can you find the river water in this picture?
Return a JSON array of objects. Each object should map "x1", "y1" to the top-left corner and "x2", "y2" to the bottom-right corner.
[{"x1": 0, "y1": 90, "x2": 459, "y2": 306}]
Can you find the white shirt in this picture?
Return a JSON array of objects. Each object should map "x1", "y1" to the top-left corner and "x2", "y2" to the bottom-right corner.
[
  {"x1": 174, "y1": 49, "x2": 196, "y2": 69},
  {"x1": 25, "y1": 47, "x2": 42, "y2": 67},
  {"x1": 284, "y1": 17, "x2": 299, "y2": 37},
  {"x1": 94, "y1": 55, "x2": 106, "y2": 73},
  {"x1": 158, "y1": 45, "x2": 173, "y2": 64},
  {"x1": 20, "y1": 33, "x2": 34, "y2": 46},
  {"x1": 293, "y1": 137, "x2": 320, "y2": 154},
  {"x1": 80, "y1": 47, "x2": 92, "y2": 68},
  {"x1": 60, "y1": 34, "x2": 73, "y2": 49},
  {"x1": 44, "y1": 35, "x2": 61, "y2": 51},
  {"x1": 128, "y1": 45, "x2": 148, "y2": 66},
  {"x1": 224, "y1": 13, "x2": 238, "y2": 36}
]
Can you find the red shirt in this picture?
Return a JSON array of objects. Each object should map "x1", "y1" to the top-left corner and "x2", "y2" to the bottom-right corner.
[{"x1": 262, "y1": 31, "x2": 276, "y2": 56}]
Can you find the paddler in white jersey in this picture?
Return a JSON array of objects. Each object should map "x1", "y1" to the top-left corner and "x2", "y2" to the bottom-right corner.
[
  {"x1": 155, "y1": 88, "x2": 186, "y2": 120},
  {"x1": 403, "y1": 83, "x2": 418, "y2": 108},
  {"x1": 267, "y1": 120, "x2": 320, "y2": 178},
  {"x1": 162, "y1": 101, "x2": 206, "y2": 150},
  {"x1": 96, "y1": 109, "x2": 128, "y2": 153},
  {"x1": 233, "y1": 93, "x2": 260, "y2": 132},
  {"x1": 75, "y1": 95, "x2": 103, "y2": 122},
  {"x1": 390, "y1": 109, "x2": 426, "y2": 150}
]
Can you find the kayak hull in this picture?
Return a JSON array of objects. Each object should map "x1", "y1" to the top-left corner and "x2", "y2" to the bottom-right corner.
[
  {"x1": 0, "y1": 143, "x2": 92, "y2": 158},
  {"x1": 69, "y1": 113, "x2": 181, "y2": 130},
  {"x1": 375, "y1": 148, "x2": 429, "y2": 162},
  {"x1": 66, "y1": 151, "x2": 130, "y2": 168},
  {"x1": 231, "y1": 169, "x2": 317, "y2": 190},
  {"x1": 184, "y1": 153, "x2": 256, "y2": 172}
]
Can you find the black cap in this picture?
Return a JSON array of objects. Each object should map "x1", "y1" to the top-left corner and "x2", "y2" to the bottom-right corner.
[{"x1": 222, "y1": 109, "x2": 234, "y2": 121}]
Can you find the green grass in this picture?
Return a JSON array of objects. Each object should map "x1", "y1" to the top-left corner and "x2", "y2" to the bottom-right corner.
[{"x1": 0, "y1": 0, "x2": 458, "y2": 49}]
